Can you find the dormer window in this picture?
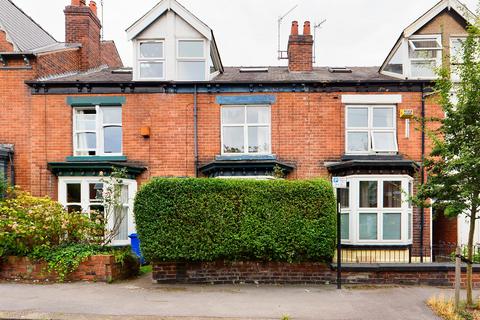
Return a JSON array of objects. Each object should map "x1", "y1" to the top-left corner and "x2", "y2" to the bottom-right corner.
[
  {"x1": 408, "y1": 36, "x2": 442, "y2": 78},
  {"x1": 138, "y1": 40, "x2": 165, "y2": 80},
  {"x1": 177, "y1": 40, "x2": 206, "y2": 81}
]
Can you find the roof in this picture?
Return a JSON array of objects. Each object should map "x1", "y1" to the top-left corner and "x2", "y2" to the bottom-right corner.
[
  {"x1": 38, "y1": 66, "x2": 398, "y2": 84},
  {"x1": 0, "y1": 0, "x2": 57, "y2": 52},
  {"x1": 380, "y1": 0, "x2": 476, "y2": 73}
]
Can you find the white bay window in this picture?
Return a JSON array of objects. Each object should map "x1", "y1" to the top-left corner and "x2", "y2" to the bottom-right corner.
[
  {"x1": 346, "y1": 105, "x2": 397, "y2": 154},
  {"x1": 221, "y1": 105, "x2": 271, "y2": 155},
  {"x1": 73, "y1": 106, "x2": 122, "y2": 156},
  {"x1": 59, "y1": 177, "x2": 137, "y2": 246},
  {"x1": 337, "y1": 175, "x2": 413, "y2": 245}
]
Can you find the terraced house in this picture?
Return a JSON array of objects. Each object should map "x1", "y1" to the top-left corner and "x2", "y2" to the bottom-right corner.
[{"x1": 0, "y1": 0, "x2": 472, "y2": 255}]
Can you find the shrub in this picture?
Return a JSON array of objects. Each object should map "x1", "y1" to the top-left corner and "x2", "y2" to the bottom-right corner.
[
  {"x1": 134, "y1": 178, "x2": 336, "y2": 263},
  {"x1": 0, "y1": 190, "x2": 103, "y2": 257}
]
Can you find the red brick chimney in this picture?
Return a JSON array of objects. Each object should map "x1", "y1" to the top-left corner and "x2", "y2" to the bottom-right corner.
[
  {"x1": 288, "y1": 21, "x2": 313, "y2": 72},
  {"x1": 65, "y1": 0, "x2": 102, "y2": 71}
]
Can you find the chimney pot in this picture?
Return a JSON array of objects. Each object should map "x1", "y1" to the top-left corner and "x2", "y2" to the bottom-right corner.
[
  {"x1": 71, "y1": 0, "x2": 86, "y2": 6},
  {"x1": 291, "y1": 21, "x2": 299, "y2": 36},
  {"x1": 89, "y1": 1, "x2": 97, "y2": 15},
  {"x1": 303, "y1": 21, "x2": 311, "y2": 35}
]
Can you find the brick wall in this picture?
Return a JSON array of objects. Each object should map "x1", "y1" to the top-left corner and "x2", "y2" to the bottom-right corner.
[
  {"x1": 0, "y1": 255, "x2": 139, "y2": 282},
  {"x1": 0, "y1": 30, "x2": 14, "y2": 52},
  {"x1": 101, "y1": 41, "x2": 123, "y2": 69},
  {"x1": 35, "y1": 49, "x2": 81, "y2": 78},
  {"x1": 152, "y1": 261, "x2": 480, "y2": 287}
]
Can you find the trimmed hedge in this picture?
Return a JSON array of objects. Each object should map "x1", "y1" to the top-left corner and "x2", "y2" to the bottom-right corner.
[{"x1": 134, "y1": 178, "x2": 336, "y2": 263}]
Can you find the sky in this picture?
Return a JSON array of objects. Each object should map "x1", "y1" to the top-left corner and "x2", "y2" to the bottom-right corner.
[{"x1": 13, "y1": 0, "x2": 479, "y2": 68}]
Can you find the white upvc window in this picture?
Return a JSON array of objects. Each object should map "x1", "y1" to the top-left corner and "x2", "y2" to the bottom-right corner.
[
  {"x1": 336, "y1": 175, "x2": 413, "y2": 245},
  {"x1": 345, "y1": 105, "x2": 398, "y2": 154},
  {"x1": 73, "y1": 106, "x2": 122, "y2": 156},
  {"x1": 58, "y1": 177, "x2": 137, "y2": 246},
  {"x1": 177, "y1": 39, "x2": 206, "y2": 81},
  {"x1": 138, "y1": 40, "x2": 165, "y2": 80},
  {"x1": 221, "y1": 105, "x2": 271, "y2": 155},
  {"x1": 450, "y1": 37, "x2": 466, "y2": 82},
  {"x1": 408, "y1": 35, "x2": 442, "y2": 79}
]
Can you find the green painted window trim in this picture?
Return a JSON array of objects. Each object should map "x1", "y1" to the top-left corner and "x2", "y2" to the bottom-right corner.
[
  {"x1": 66, "y1": 96, "x2": 126, "y2": 107},
  {"x1": 66, "y1": 156, "x2": 128, "y2": 162}
]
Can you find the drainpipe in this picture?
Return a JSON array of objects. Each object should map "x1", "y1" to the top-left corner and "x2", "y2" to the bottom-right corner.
[
  {"x1": 420, "y1": 83, "x2": 426, "y2": 263},
  {"x1": 193, "y1": 85, "x2": 199, "y2": 177}
]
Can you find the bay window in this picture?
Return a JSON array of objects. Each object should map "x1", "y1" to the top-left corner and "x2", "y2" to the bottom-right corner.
[
  {"x1": 59, "y1": 177, "x2": 137, "y2": 246},
  {"x1": 346, "y1": 105, "x2": 397, "y2": 154},
  {"x1": 138, "y1": 40, "x2": 164, "y2": 80},
  {"x1": 336, "y1": 175, "x2": 413, "y2": 244},
  {"x1": 73, "y1": 106, "x2": 122, "y2": 156},
  {"x1": 221, "y1": 105, "x2": 271, "y2": 155},
  {"x1": 177, "y1": 40, "x2": 206, "y2": 81}
]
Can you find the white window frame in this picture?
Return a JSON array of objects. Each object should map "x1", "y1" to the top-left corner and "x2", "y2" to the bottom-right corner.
[
  {"x1": 221, "y1": 105, "x2": 272, "y2": 156},
  {"x1": 137, "y1": 40, "x2": 165, "y2": 81},
  {"x1": 58, "y1": 176, "x2": 137, "y2": 246},
  {"x1": 176, "y1": 39, "x2": 206, "y2": 81},
  {"x1": 73, "y1": 106, "x2": 123, "y2": 157},
  {"x1": 345, "y1": 105, "x2": 398, "y2": 155},
  {"x1": 336, "y1": 175, "x2": 413, "y2": 245},
  {"x1": 450, "y1": 36, "x2": 466, "y2": 82},
  {"x1": 407, "y1": 34, "x2": 442, "y2": 79}
]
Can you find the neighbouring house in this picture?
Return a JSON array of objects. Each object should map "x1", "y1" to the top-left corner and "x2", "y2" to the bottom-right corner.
[{"x1": 0, "y1": 0, "x2": 472, "y2": 254}]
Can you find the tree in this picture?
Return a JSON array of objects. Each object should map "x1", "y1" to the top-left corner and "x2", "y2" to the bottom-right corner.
[{"x1": 418, "y1": 17, "x2": 480, "y2": 306}]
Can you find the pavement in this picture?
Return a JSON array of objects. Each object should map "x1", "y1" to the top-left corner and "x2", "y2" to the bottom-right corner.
[{"x1": 0, "y1": 273, "x2": 461, "y2": 320}]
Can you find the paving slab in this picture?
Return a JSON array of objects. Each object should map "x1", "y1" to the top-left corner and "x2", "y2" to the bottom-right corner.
[{"x1": 0, "y1": 274, "x2": 457, "y2": 320}]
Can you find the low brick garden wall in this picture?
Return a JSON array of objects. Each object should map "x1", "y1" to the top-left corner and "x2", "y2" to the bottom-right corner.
[
  {"x1": 152, "y1": 261, "x2": 480, "y2": 288},
  {"x1": 1, "y1": 255, "x2": 138, "y2": 282}
]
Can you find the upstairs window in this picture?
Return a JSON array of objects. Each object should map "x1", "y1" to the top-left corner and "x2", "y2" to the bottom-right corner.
[
  {"x1": 450, "y1": 37, "x2": 466, "y2": 82},
  {"x1": 177, "y1": 40, "x2": 206, "y2": 81},
  {"x1": 346, "y1": 105, "x2": 397, "y2": 154},
  {"x1": 138, "y1": 41, "x2": 164, "y2": 80},
  {"x1": 74, "y1": 106, "x2": 122, "y2": 156},
  {"x1": 408, "y1": 36, "x2": 442, "y2": 78},
  {"x1": 221, "y1": 105, "x2": 271, "y2": 155}
]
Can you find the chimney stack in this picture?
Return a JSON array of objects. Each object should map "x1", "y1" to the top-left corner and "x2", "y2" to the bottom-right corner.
[
  {"x1": 65, "y1": 0, "x2": 102, "y2": 70},
  {"x1": 288, "y1": 20, "x2": 313, "y2": 72}
]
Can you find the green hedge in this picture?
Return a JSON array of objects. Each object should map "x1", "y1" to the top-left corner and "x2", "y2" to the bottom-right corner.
[{"x1": 134, "y1": 178, "x2": 336, "y2": 263}]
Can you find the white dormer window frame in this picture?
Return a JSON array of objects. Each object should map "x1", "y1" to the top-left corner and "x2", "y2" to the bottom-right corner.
[
  {"x1": 176, "y1": 39, "x2": 207, "y2": 81},
  {"x1": 406, "y1": 34, "x2": 442, "y2": 79},
  {"x1": 137, "y1": 40, "x2": 165, "y2": 81}
]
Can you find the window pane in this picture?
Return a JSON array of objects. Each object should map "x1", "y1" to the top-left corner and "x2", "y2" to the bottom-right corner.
[
  {"x1": 67, "y1": 183, "x2": 81, "y2": 203},
  {"x1": 383, "y1": 181, "x2": 402, "y2": 208},
  {"x1": 89, "y1": 183, "x2": 103, "y2": 202},
  {"x1": 372, "y1": 131, "x2": 397, "y2": 151},
  {"x1": 121, "y1": 185, "x2": 129, "y2": 204},
  {"x1": 347, "y1": 108, "x2": 368, "y2": 127},
  {"x1": 67, "y1": 205, "x2": 82, "y2": 213},
  {"x1": 104, "y1": 126, "x2": 122, "y2": 154},
  {"x1": 339, "y1": 186, "x2": 349, "y2": 209},
  {"x1": 347, "y1": 132, "x2": 368, "y2": 152},
  {"x1": 411, "y1": 39, "x2": 440, "y2": 49},
  {"x1": 178, "y1": 61, "x2": 205, "y2": 81},
  {"x1": 360, "y1": 181, "x2": 377, "y2": 208},
  {"x1": 383, "y1": 213, "x2": 401, "y2": 240},
  {"x1": 408, "y1": 182, "x2": 413, "y2": 208},
  {"x1": 248, "y1": 126, "x2": 270, "y2": 153},
  {"x1": 341, "y1": 212, "x2": 349, "y2": 240},
  {"x1": 359, "y1": 213, "x2": 377, "y2": 240},
  {"x1": 77, "y1": 133, "x2": 96, "y2": 150},
  {"x1": 373, "y1": 108, "x2": 394, "y2": 128},
  {"x1": 102, "y1": 107, "x2": 122, "y2": 124},
  {"x1": 247, "y1": 107, "x2": 270, "y2": 124},
  {"x1": 411, "y1": 60, "x2": 436, "y2": 78},
  {"x1": 223, "y1": 126, "x2": 244, "y2": 153},
  {"x1": 178, "y1": 40, "x2": 204, "y2": 58},
  {"x1": 140, "y1": 42, "x2": 163, "y2": 58},
  {"x1": 451, "y1": 38, "x2": 465, "y2": 63},
  {"x1": 140, "y1": 62, "x2": 164, "y2": 79},
  {"x1": 89, "y1": 205, "x2": 104, "y2": 221},
  {"x1": 76, "y1": 109, "x2": 96, "y2": 131},
  {"x1": 114, "y1": 207, "x2": 129, "y2": 241},
  {"x1": 384, "y1": 44, "x2": 404, "y2": 75},
  {"x1": 222, "y1": 107, "x2": 245, "y2": 124}
]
